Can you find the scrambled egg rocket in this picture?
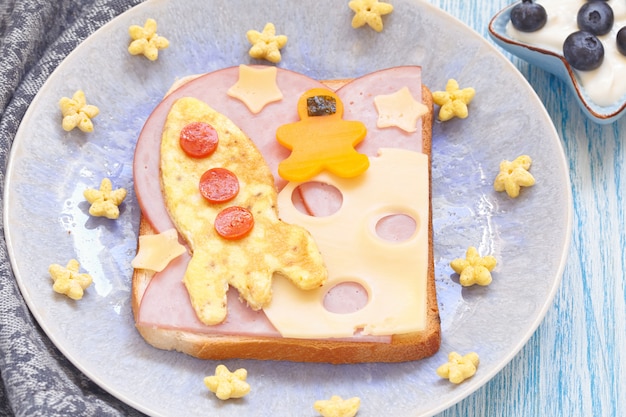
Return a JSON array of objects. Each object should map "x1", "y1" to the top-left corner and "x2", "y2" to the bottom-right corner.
[{"x1": 159, "y1": 96, "x2": 327, "y2": 325}]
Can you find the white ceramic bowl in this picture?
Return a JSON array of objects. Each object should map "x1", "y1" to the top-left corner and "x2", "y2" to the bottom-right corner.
[{"x1": 489, "y1": 2, "x2": 626, "y2": 124}]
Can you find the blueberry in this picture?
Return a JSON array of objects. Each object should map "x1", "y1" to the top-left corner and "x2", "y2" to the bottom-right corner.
[
  {"x1": 563, "y1": 31, "x2": 604, "y2": 71},
  {"x1": 577, "y1": 2, "x2": 614, "y2": 36},
  {"x1": 617, "y1": 27, "x2": 626, "y2": 56},
  {"x1": 510, "y1": 0, "x2": 547, "y2": 32}
]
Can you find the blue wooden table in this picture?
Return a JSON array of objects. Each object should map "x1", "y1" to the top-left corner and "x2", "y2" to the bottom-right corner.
[{"x1": 432, "y1": 1, "x2": 624, "y2": 416}]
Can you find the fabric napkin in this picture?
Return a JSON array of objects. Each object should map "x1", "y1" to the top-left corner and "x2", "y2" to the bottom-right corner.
[{"x1": 0, "y1": 1, "x2": 146, "y2": 415}]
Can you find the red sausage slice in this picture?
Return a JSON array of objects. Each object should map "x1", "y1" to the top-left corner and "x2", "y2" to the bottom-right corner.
[
  {"x1": 199, "y1": 168, "x2": 239, "y2": 203},
  {"x1": 179, "y1": 121, "x2": 219, "y2": 158},
  {"x1": 214, "y1": 206, "x2": 254, "y2": 240}
]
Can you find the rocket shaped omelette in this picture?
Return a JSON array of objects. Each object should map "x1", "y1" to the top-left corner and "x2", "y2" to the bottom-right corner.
[{"x1": 160, "y1": 97, "x2": 327, "y2": 325}]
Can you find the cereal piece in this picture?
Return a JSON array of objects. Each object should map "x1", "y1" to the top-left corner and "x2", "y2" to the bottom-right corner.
[
  {"x1": 437, "y1": 351, "x2": 480, "y2": 384},
  {"x1": 432, "y1": 79, "x2": 475, "y2": 121},
  {"x1": 83, "y1": 178, "x2": 127, "y2": 220},
  {"x1": 204, "y1": 364, "x2": 251, "y2": 400},
  {"x1": 348, "y1": 0, "x2": 394, "y2": 32},
  {"x1": 48, "y1": 259, "x2": 93, "y2": 300},
  {"x1": 450, "y1": 246, "x2": 496, "y2": 287},
  {"x1": 314, "y1": 395, "x2": 361, "y2": 417},
  {"x1": 246, "y1": 23, "x2": 287, "y2": 63},
  {"x1": 373, "y1": 86, "x2": 428, "y2": 132},
  {"x1": 494, "y1": 155, "x2": 535, "y2": 198},
  {"x1": 59, "y1": 90, "x2": 99, "y2": 133},
  {"x1": 128, "y1": 18, "x2": 169, "y2": 61},
  {"x1": 227, "y1": 65, "x2": 283, "y2": 114}
]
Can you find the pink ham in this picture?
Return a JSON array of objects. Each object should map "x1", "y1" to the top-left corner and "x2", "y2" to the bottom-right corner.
[
  {"x1": 137, "y1": 252, "x2": 280, "y2": 337},
  {"x1": 134, "y1": 66, "x2": 426, "y2": 339}
]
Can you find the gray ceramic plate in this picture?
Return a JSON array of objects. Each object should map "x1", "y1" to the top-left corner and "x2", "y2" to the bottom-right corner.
[{"x1": 4, "y1": 0, "x2": 572, "y2": 416}]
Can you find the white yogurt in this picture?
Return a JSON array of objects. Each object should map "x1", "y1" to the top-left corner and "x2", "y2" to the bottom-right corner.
[{"x1": 506, "y1": 0, "x2": 626, "y2": 107}]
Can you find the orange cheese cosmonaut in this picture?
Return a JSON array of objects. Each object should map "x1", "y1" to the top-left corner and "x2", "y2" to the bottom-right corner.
[{"x1": 276, "y1": 88, "x2": 369, "y2": 182}]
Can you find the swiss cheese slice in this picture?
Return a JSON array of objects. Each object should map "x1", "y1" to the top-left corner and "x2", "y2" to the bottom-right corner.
[{"x1": 266, "y1": 148, "x2": 429, "y2": 338}]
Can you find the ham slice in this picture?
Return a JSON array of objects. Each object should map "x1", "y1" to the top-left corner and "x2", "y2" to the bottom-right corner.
[
  {"x1": 133, "y1": 66, "x2": 327, "y2": 233},
  {"x1": 134, "y1": 66, "x2": 424, "y2": 339}
]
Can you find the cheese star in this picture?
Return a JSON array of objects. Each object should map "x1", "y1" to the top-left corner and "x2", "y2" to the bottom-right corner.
[
  {"x1": 349, "y1": 0, "x2": 394, "y2": 32},
  {"x1": 204, "y1": 364, "x2": 251, "y2": 400},
  {"x1": 83, "y1": 178, "x2": 127, "y2": 220},
  {"x1": 374, "y1": 86, "x2": 428, "y2": 132},
  {"x1": 227, "y1": 65, "x2": 283, "y2": 114},
  {"x1": 131, "y1": 228, "x2": 186, "y2": 272},
  {"x1": 59, "y1": 90, "x2": 99, "y2": 133},
  {"x1": 246, "y1": 23, "x2": 288, "y2": 63},
  {"x1": 450, "y1": 246, "x2": 496, "y2": 287},
  {"x1": 314, "y1": 395, "x2": 361, "y2": 417},
  {"x1": 437, "y1": 352, "x2": 480, "y2": 384},
  {"x1": 494, "y1": 155, "x2": 535, "y2": 198},
  {"x1": 128, "y1": 18, "x2": 169, "y2": 61},
  {"x1": 432, "y1": 79, "x2": 475, "y2": 121},
  {"x1": 48, "y1": 259, "x2": 93, "y2": 300}
]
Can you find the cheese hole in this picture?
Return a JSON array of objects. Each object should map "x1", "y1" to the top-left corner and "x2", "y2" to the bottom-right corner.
[
  {"x1": 375, "y1": 214, "x2": 417, "y2": 242},
  {"x1": 323, "y1": 281, "x2": 369, "y2": 314},
  {"x1": 291, "y1": 181, "x2": 343, "y2": 217}
]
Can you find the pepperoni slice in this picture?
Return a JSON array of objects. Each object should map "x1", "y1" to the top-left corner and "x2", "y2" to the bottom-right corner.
[
  {"x1": 199, "y1": 168, "x2": 239, "y2": 203},
  {"x1": 214, "y1": 206, "x2": 254, "y2": 240},
  {"x1": 179, "y1": 121, "x2": 219, "y2": 158}
]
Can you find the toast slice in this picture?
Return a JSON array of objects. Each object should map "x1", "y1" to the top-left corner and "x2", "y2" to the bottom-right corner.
[{"x1": 131, "y1": 75, "x2": 440, "y2": 364}]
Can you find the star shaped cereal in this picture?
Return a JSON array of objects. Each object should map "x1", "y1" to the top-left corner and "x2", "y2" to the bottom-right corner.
[
  {"x1": 83, "y1": 178, "x2": 127, "y2": 220},
  {"x1": 349, "y1": 0, "x2": 394, "y2": 32},
  {"x1": 432, "y1": 79, "x2": 475, "y2": 121},
  {"x1": 374, "y1": 86, "x2": 428, "y2": 132},
  {"x1": 314, "y1": 395, "x2": 361, "y2": 417},
  {"x1": 227, "y1": 65, "x2": 283, "y2": 114},
  {"x1": 204, "y1": 364, "x2": 251, "y2": 400},
  {"x1": 437, "y1": 352, "x2": 480, "y2": 384},
  {"x1": 450, "y1": 246, "x2": 496, "y2": 287},
  {"x1": 59, "y1": 90, "x2": 99, "y2": 133},
  {"x1": 128, "y1": 18, "x2": 169, "y2": 61},
  {"x1": 246, "y1": 23, "x2": 287, "y2": 63},
  {"x1": 48, "y1": 259, "x2": 93, "y2": 300},
  {"x1": 494, "y1": 155, "x2": 535, "y2": 198}
]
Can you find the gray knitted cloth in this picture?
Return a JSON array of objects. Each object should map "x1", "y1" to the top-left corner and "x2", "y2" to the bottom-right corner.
[{"x1": 0, "y1": 1, "x2": 146, "y2": 416}]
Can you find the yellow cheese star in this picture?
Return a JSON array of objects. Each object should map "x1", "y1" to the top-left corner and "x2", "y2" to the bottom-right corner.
[
  {"x1": 374, "y1": 86, "x2": 428, "y2": 132},
  {"x1": 314, "y1": 395, "x2": 361, "y2": 417},
  {"x1": 450, "y1": 246, "x2": 496, "y2": 287},
  {"x1": 59, "y1": 90, "x2": 100, "y2": 133},
  {"x1": 204, "y1": 364, "x2": 251, "y2": 400},
  {"x1": 227, "y1": 65, "x2": 283, "y2": 114},
  {"x1": 348, "y1": 0, "x2": 394, "y2": 32},
  {"x1": 131, "y1": 228, "x2": 187, "y2": 272},
  {"x1": 128, "y1": 18, "x2": 169, "y2": 61},
  {"x1": 48, "y1": 259, "x2": 93, "y2": 300},
  {"x1": 246, "y1": 23, "x2": 288, "y2": 63},
  {"x1": 494, "y1": 155, "x2": 535, "y2": 198},
  {"x1": 83, "y1": 178, "x2": 127, "y2": 220},
  {"x1": 432, "y1": 79, "x2": 475, "y2": 121},
  {"x1": 437, "y1": 352, "x2": 480, "y2": 384}
]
